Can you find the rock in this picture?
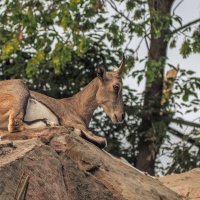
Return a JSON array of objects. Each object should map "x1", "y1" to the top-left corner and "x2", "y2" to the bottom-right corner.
[
  {"x1": 159, "y1": 168, "x2": 200, "y2": 200},
  {"x1": 0, "y1": 140, "x2": 16, "y2": 156},
  {"x1": 0, "y1": 127, "x2": 181, "y2": 200}
]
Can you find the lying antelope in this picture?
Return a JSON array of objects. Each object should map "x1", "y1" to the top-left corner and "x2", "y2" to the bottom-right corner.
[{"x1": 0, "y1": 55, "x2": 125, "y2": 148}]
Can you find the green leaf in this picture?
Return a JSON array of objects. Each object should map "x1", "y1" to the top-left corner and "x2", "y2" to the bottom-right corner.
[
  {"x1": 26, "y1": 50, "x2": 45, "y2": 77},
  {"x1": 180, "y1": 39, "x2": 191, "y2": 58},
  {"x1": 169, "y1": 39, "x2": 176, "y2": 48},
  {"x1": 0, "y1": 39, "x2": 19, "y2": 60},
  {"x1": 187, "y1": 70, "x2": 195, "y2": 75},
  {"x1": 126, "y1": 1, "x2": 136, "y2": 11}
]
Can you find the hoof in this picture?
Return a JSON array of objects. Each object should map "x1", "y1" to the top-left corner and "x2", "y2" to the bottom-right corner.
[
  {"x1": 90, "y1": 138, "x2": 107, "y2": 149},
  {"x1": 97, "y1": 138, "x2": 107, "y2": 149},
  {"x1": 8, "y1": 119, "x2": 25, "y2": 133}
]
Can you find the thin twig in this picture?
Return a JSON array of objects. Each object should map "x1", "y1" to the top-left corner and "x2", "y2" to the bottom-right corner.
[
  {"x1": 142, "y1": 3, "x2": 150, "y2": 51},
  {"x1": 172, "y1": 0, "x2": 184, "y2": 16},
  {"x1": 144, "y1": 33, "x2": 150, "y2": 51},
  {"x1": 135, "y1": 38, "x2": 144, "y2": 53},
  {"x1": 14, "y1": 172, "x2": 25, "y2": 200},
  {"x1": 125, "y1": 36, "x2": 133, "y2": 51},
  {"x1": 106, "y1": 0, "x2": 137, "y2": 26},
  {"x1": 168, "y1": 126, "x2": 200, "y2": 148},
  {"x1": 16, "y1": 176, "x2": 30, "y2": 200}
]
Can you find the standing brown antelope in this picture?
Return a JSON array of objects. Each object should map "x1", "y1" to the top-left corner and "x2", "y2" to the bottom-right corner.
[{"x1": 0, "y1": 55, "x2": 125, "y2": 148}]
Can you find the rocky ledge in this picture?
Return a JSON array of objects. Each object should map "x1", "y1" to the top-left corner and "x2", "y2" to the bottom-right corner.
[{"x1": 0, "y1": 127, "x2": 182, "y2": 200}]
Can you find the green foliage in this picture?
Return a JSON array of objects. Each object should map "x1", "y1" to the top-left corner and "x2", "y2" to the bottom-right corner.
[
  {"x1": 169, "y1": 39, "x2": 176, "y2": 48},
  {"x1": 180, "y1": 39, "x2": 191, "y2": 58},
  {"x1": 146, "y1": 58, "x2": 165, "y2": 86},
  {"x1": 0, "y1": 0, "x2": 117, "y2": 97},
  {"x1": 165, "y1": 142, "x2": 200, "y2": 174},
  {"x1": 26, "y1": 50, "x2": 45, "y2": 77},
  {"x1": 0, "y1": 39, "x2": 19, "y2": 60},
  {"x1": 126, "y1": 1, "x2": 136, "y2": 11},
  {"x1": 179, "y1": 26, "x2": 200, "y2": 58},
  {"x1": 150, "y1": 9, "x2": 172, "y2": 38},
  {"x1": 192, "y1": 28, "x2": 200, "y2": 53}
]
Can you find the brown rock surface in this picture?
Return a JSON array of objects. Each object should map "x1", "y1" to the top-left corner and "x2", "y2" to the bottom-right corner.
[
  {"x1": 0, "y1": 127, "x2": 181, "y2": 200},
  {"x1": 159, "y1": 168, "x2": 200, "y2": 200}
]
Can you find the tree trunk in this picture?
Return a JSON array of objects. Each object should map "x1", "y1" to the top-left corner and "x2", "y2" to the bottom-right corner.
[{"x1": 136, "y1": 0, "x2": 175, "y2": 175}]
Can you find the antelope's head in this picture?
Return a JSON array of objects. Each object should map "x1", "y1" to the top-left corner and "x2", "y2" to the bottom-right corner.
[{"x1": 96, "y1": 54, "x2": 125, "y2": 124}]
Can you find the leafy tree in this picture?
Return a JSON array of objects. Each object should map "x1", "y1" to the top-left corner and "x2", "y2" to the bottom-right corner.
[
  {"x1": 0, "y1": 0, "x2": 123, "y2": 96},
  {"x1": 104, "y1": 0, "x2": 200, "y2": 175},
  {"x1": 0, "y1": 0, "x2": 200, "y2": 175}
]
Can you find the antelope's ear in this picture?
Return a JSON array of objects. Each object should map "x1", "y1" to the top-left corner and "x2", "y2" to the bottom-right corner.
[
  {"x1": 116, "y1": 53, "x2": 126, "y2": 75},
  {"x1": 97, "y1": 67, "x2": 106, "y2": 82}
]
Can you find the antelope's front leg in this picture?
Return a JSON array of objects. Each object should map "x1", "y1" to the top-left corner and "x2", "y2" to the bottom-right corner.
[
  {"x1": 72, "y1": 126, "x2": 106, "y2": 149},
  {"x1": 80, "y1": 129, "x2": 107, "y2": 149}
]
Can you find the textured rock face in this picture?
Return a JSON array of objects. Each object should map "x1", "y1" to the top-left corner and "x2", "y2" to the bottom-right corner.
[
  {"x1": 159, "y1": 168, "x2": 200, "y2": 200},
  {"x1": 0, "y1": 127, "x2": 181, "y2": 200}
]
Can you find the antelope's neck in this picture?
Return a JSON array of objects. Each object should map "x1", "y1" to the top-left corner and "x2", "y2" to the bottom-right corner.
[{"x1": 72, "y1": 78, "x2": 99, "y2": 126}]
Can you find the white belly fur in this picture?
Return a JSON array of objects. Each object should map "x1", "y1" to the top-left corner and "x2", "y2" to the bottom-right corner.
[{"x1": 25, "y1": 98, "x2": 59, "y2": 126}]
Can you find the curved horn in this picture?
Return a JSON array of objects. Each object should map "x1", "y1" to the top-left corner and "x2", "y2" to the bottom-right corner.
[{"x1": 117, "y1": 53, "x2": 125, "y2": 75}]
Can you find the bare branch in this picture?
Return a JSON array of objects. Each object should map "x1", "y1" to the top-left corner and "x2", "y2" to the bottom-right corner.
[
  {"x1": 162, "y1": 116, "x2": 200, "y2": 128},
  {"x1": 105, "y1": 0, "x2": 137, "y2": 27},
  {"x1": 144, "y1": 34, "x2": 150, "y2": 51},
  {"x1": 135, "y1": 38, "x2": 144, "y2": 52},
  {"x1": 171, "y1": 18, "x2": 200, "y2": 35},
  {"x1": 168, "y1": 126, "x2": 200, "y2": 148}
]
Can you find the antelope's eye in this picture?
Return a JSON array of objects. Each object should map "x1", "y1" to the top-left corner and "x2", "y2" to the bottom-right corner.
[{"x1": 113, "y1": 85, "x2": 120, "y2": 92}]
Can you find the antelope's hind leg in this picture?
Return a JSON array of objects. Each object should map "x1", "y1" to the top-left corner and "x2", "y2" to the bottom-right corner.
[
  {"x1": 0, "y1": 80, "x2": 30, "y2": 133},
  {"x1": 8, "y1": 98, "x2": 30, "y2": 133},
  {"x1": 8, "y1": 109, "x2": 26, "y2": 132}
]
